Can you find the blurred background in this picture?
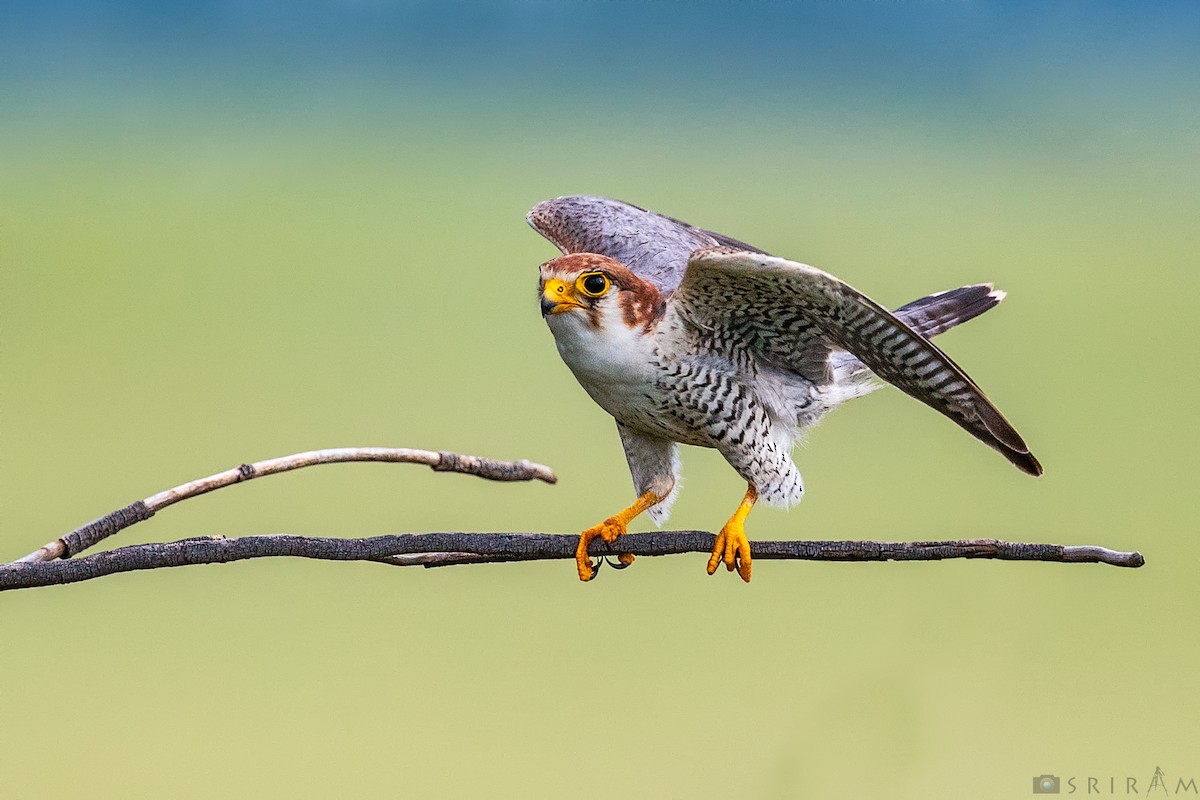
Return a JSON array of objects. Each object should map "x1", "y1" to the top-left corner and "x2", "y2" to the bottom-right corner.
[{"x1": 2, "y1": 2, "x2": 1198, "y2": 797}]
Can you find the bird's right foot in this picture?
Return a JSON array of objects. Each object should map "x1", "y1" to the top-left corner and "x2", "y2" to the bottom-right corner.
[
  {"x1": 574, "y1": 489, "x2": 665, "y2": 581},
  {"x1": 575, "y1": 517, "x2": 629, "y2": 581}
]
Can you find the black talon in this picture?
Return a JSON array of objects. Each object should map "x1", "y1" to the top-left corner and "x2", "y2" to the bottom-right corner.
[{"x1": 599, "y1": 539, "x2": 632, "y2": 571}]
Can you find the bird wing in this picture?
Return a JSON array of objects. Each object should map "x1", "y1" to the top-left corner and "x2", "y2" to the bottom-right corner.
[
  {"x1": 527, "y1": 195, "x2": 766, "y2": 294},
  {"x1": 831, "y1": 283, "x2": 1005, "y2": 385},
  {"x1": 675, "y1": 248, "x2": 1042, "y2": 476}
]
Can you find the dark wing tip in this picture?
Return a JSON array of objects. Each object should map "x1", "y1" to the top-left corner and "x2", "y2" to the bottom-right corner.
[
  {"x1": 1009, "y1": 448, "x2": 1044, "y2": 476},
  {"x1": 974, "y1": 400, "x2": 1043, "y2": 476}
]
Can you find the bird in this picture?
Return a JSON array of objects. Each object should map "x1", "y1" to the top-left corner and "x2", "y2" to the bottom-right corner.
[{"x1": 528, "y1": 195, "x2": 1041, "y2": 583}]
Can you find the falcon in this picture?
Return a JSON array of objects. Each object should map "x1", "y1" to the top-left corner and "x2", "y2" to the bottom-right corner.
[{"x1": 528, "y1": 195, "x2": 1041, "y2": 583}]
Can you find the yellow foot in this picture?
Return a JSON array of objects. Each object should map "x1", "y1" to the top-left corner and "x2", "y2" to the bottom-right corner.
[
  {"x1": 707, "y1": 522, "x2": 753, "y2": 582},
  {"x1": 574, "y1": 490, "x2": 664, "y2": 582},
  {"x1": 575, "y1": 517, "x2": 632, "y2": 582},
  {"x1": 706, "y1": 484, "x2": 757, "y2": 583}
]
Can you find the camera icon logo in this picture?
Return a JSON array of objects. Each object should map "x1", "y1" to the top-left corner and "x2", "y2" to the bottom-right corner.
[{"x1": 1033, "y1": 774, "x2": 1061, "y2": 794}]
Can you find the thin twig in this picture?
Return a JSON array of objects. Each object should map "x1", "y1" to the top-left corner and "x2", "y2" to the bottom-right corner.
[
  {"x1": 0, "y1": 532, "x2": 1144, "y2": 591},
  {"x1": 16, "y1": 448, "x2": 557, "y2": 563}
]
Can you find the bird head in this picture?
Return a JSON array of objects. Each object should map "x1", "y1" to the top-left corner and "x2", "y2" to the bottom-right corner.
[{"x1": 538, "y1": 253, "x2": 664, "y2": 332}]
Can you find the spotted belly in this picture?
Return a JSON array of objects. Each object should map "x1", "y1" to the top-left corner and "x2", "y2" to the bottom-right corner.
[{"x1": 602, "y1": 357, "x2": 765, "y2": 450}]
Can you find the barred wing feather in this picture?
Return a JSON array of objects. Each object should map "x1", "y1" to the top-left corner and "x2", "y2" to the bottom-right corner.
[{"x1": 678, "y1": 249, "x2": 1042, "y2": 476}]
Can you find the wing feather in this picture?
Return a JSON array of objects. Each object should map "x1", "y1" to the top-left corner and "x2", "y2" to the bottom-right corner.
[
  {"x1": 527, "y1": 196, "x2": 766, "y2": 294},
  {"x1": 677, "y1": 249, "x2": 1042, "y2": 476}
]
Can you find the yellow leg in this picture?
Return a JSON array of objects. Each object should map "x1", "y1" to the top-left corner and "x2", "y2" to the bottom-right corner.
[
  {"x1": 707, "y1": 484, "x2": 757, "y2": 583},
  {"x1": 576, "y1": 490, "x2": 662, "y2": 582}
]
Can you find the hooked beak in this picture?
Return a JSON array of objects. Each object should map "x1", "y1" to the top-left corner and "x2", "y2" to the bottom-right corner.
[{"x1": 541, "y1": 278, "x2": 585, "y2": 316}]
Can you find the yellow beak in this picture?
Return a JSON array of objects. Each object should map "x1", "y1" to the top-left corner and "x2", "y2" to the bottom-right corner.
[{"x1": 541, "y1": 278, "x2": 586, "y2": 316}]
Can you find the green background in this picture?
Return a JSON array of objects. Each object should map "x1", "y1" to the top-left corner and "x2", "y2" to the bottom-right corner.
[{"x1": 2, "y1": 3, "x2": 1197, "y2": 798}]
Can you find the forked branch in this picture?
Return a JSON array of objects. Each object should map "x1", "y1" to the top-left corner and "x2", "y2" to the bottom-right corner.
[
  {"x1": 2, "y1": 445, "x2": 1143, "y2": 593},
  {"x1": 17, "y1": 447, "x2": 556, "y2": 563}
]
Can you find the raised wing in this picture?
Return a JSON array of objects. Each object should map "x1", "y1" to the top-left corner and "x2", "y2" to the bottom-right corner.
[
  {"x1": 527, "y1": 195, "x2": 766, "y2": 294},
  {"x1": 676, "y1": 249, "x2": 1042, "y2": 476}
]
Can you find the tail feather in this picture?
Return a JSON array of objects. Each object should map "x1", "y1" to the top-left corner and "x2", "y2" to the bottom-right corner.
[
  {"x1": 831, "y1": 283, "x2": 1004, "y2": 389},
  {"x1": 892, "y1": 284, "x2": 1004, "y2": 339}
]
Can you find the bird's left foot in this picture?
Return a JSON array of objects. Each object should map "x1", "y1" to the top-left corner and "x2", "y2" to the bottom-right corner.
[
  {"x1": 707, "y1": 519, "x2": 753, "y2": 582},
  {"x1": 706, "y1": 485, "x2": 757, "y2": 583}
]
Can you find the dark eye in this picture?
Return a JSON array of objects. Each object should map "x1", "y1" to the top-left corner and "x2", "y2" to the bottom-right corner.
[{"x1": 579, "y1": 273, "x2": 610, "y2": 297}]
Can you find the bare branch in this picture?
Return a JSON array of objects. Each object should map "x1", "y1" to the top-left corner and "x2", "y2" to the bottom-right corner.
[
  {"x1": 16, "y1": 448, "x2": 557, "y2": 563},
  {"x1": 0, "y1": 532, "x2": 1144, "y2": 592},
  {"x1": 3, "y1": 444, "x2": 1143, "y2": 595}
]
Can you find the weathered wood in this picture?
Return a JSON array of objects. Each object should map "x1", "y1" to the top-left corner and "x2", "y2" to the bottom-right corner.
[
  {"x1": 17, "y1": 448, "x2": 556, "y2": 562},
  {"x1": 0, "y1": 532, "x2": 1143, "y2": 591}
]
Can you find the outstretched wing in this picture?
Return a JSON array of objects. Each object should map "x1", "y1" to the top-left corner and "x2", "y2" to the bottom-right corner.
[
  {"x1": 675, "y1": 248, "x2": 1042, "y2": 476},
  {"x1": 527, "y1": 195, "x2": 766, "y2": 294}
]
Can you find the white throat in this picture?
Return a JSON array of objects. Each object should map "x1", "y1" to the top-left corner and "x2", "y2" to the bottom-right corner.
[{"x1": 544, "y1": 304, "x2": 658, "y2": 418}]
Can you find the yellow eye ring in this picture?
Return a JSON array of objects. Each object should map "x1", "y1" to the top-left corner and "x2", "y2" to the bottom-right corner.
[{"x1": 577, "y1": 272, "x2": 610, "y2": 297}]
